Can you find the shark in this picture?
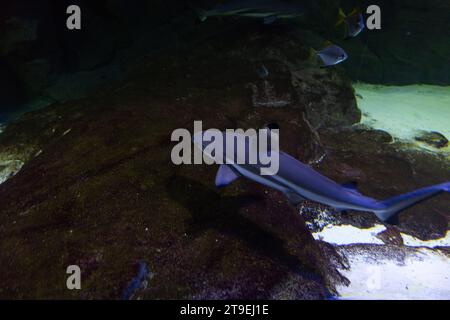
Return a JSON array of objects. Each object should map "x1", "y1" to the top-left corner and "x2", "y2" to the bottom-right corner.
[
  {"x1": 192, "y1": 0, "x2": 306, "y2": 24},
  {"x1": 193, "y1": 130, "x2": 450, "y2": 224}
]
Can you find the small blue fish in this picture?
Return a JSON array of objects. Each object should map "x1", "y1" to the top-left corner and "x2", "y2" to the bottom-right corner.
[
  {"x1": 349, "y1": 13, "x2": 365, "y2": 37},
  {"x1": 316, "y1": 44, "x2": 348, "y2": 66},
  {"x1": 122, "y1": 261, "x2": 150, "y2": 300},
  {"x1": 336, "y1": 8, "x2": 365, "y2": 38}
]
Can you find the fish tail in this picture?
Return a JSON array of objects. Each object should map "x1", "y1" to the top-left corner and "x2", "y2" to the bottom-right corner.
[
  {"x1": 308, "y1": 47, "x2": 321, "y2": 65},
  {"x1": 348, "y1": 7, "x2": 361, "y2": 17},
  {"x1": 322, "y1": 40, "x2": 334, "y2": 48},
  {"x1": 197, "y1": 9, "x2": 208, "y2": 22},
  {"x1": 335, "y1": 8, "x2": 346, "y2": 27},
  {"x1": 188, "y1": 2, "x2": 208, "y2": 21},
  {"x1": 373, "y1": 182, "x2": 450, "y2": 225}
]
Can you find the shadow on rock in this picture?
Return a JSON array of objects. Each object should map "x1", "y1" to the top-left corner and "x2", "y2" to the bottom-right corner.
[{"x1": 167, "y1": 175, "x2": 311, "y2": 274}]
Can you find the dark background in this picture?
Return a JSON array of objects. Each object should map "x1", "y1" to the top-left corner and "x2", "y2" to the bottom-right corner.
[{"x1": 1, "y1": 0, "x2": 449, "y2": 116}]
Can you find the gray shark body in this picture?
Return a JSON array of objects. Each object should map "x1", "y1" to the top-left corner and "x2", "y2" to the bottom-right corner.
[
  {"x1": 194, "y1": 0, "x2": 306, "y2": 23},
  {"x1": 193, "y1": 131, "x2": 450, "y2": 224}
]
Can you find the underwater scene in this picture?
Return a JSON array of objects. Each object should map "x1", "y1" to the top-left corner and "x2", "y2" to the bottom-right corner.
[{"x1": 0, "y1": 0, "x2": 449, "y2": 301}]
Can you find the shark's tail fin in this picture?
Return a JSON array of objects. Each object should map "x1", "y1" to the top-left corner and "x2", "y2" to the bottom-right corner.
[
  {"x1": 188, "y1": 2, "x2": 208, "y2": 22},
  {"x1": 374, "y1": 182, "x2": 450, "y2": 225}
]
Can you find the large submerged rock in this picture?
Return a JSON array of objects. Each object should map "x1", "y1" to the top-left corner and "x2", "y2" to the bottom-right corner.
[{"x1": 0, "y1": 26, "x2": 357, "y2": 299}]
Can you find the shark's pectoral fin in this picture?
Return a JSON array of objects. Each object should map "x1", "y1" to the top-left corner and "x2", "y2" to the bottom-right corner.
[
  {"x1": 263, "y1": 15, "x2": 277, "y2": 24},
  {"x1": 215, "y1": 165, "x2": 241, "y2": 188},
  {"x1": 284, "y1": 191, "x2": 306, "y2": 205}
]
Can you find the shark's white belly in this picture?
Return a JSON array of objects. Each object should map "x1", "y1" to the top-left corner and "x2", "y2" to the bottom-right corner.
[{"x1": 233, "y1": 163, "x2": 379, "y2": 212}]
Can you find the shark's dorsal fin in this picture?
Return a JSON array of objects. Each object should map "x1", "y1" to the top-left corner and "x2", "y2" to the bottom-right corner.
[
  {"x1": 215, "y1": 165, "x2": 241, "y2": 188},
  {"x1": 285, "y1": 191, "x2": 306, "y2": 205}
]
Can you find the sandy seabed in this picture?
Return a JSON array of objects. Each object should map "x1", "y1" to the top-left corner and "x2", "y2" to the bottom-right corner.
[{"x1": 354, "y1": 83, "x2": 450, "y2": 155}]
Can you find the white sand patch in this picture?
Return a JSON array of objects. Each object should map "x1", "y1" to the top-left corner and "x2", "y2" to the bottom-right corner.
[
  {"x1": 313, "y1": 223, "x2": 450, "y2": 299},
  {"x1": 401, "y1": 230, "x2": 450, "y2": 248},
  {"x1": 354, "y1": 83, "x2": 450, "y2": 154},
  {"x1": 312, "y1": 224, "x2": 386, "y2": 245},
  {"x1": 336, "y1": 246, "x2": 450, "y2": 300},
  {"x1": 313, "y1": 223, "x2": 450, "y2": 249}
]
